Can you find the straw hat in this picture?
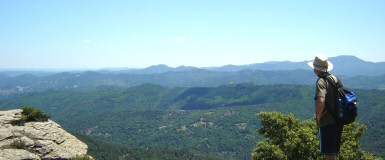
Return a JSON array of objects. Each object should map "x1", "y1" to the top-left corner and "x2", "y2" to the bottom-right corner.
[{"x1": 307, "y1": 55, "x2": 333, "y2": 72}]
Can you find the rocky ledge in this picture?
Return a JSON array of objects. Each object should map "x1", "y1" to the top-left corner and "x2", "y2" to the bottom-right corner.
[{"x1": 0, "y1": 109, "x2": 89, "y2": 160}]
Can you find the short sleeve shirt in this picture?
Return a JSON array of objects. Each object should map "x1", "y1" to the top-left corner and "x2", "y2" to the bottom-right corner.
[{"x1": 315, "y1": 74, "x2": 339, "y2": 127}]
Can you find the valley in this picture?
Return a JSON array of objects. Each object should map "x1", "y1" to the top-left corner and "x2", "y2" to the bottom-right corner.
[{"x1": 1, "y1": 83, "x2": 384, "y2": 159}]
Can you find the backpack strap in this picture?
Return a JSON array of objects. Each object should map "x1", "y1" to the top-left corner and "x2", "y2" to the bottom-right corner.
[{"x1": 324, "y1": 75, "x2": 342, "y2": 89}]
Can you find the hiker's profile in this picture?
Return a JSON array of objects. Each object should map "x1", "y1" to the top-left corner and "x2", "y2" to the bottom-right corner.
[{"x1": 308, "y1": 55, "x2": 343, "y2": 160}]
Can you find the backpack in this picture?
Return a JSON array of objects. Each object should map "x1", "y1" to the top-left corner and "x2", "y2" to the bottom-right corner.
[{"x1": 324, "y1": 76, "x2": 358, "y2": 125}]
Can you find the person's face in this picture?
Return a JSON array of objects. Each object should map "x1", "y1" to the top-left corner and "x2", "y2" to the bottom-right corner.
[{"x1": 313, "y1": 69, "x2": 320, "y2": 77}]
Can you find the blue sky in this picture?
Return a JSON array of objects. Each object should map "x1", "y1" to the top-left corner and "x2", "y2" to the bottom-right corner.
[{"x1": 1, "y1": 0, "x2": 384, "y2": 69}]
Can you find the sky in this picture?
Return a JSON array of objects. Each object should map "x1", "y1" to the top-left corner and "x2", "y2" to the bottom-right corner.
[{"x1": 1, "y1": 0, "x2": 384, "y2": 70}]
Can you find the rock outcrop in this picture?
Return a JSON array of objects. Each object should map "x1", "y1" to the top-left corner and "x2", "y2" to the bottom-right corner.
[{"x1": 0, "y1": 109, "x2": 89, "y2": 160}]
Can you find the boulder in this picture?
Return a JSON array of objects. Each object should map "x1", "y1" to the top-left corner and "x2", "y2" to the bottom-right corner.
[
  {"x1": 0, "y1": 109, "x2": 90, "y2": 160},
  {"x1": 0, "y1": 149, "x2": 40, "y2": 160},
  {"x1": 0, "y1": 109, "x2": 22, "y2": 125}
]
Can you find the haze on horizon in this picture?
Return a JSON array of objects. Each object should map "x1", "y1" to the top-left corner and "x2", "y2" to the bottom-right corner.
[{"x1": 1, "y1": 0, "x2": 384, "y2": 70}]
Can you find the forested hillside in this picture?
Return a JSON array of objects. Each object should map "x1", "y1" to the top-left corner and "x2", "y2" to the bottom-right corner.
[
  {"x1": 74, "y1": 133, "x2": 225, "y2": 160},
  {"x1": 1, "y1": 83, "x2": 385, "y2": 159},
  {"x1": 1, "y1": 67, "x2": 385, "y2": 99}
]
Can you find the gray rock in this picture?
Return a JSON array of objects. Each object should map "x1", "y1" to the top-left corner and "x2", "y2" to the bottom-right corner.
[
  {"x1": 0, "y1": 138, "x2": 14, "y2": 148},
  {"x1": 0, "y1": 109, "x2": 22, "y2": 125},
  {"x1": 34, "y1": 140, "x2": 56, "y2": 156},
  {"x1": 0, "y1": 109, "x2": 89, "y2": 159},
  {"x1": 20, "y1": 136, "x2": 34, "y2": 147},
  {"x1": 0, "y1": 128, "x2": 13, "y2": 141},
  {"x1": 0, "y1": 149, "x2": 40, "y2": 160}
]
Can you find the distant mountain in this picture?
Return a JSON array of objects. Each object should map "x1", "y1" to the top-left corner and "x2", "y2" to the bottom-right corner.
[
  {"x1": 0, "y1": 71, "x2": 58, "y2": 77},
  {"x1": 135, "y1": 64, "x2": 200, "y2": 74},
  {"x1": 1, "y1": 68, "x2": 385, "y2": 98},
  {"x1": 100, "y1": 64, "x2": 200, "y2": 75},
  {"x1": 1, "y1": 55, "x2": 384, "y2": 77},
  {"x1": 205, "y1": 55, "x2": 385, "y2": 77},
  {"x1": 204, "y1": 61, "x2": 308, "y2": 72},
  {"x1": 0, "y1": 73, "x2": 8, "y2": 80},
  {"x1": 1, "y1": 55, "x2": 384, "y2": 97},
  {"x1": 330, "y1": 55, "x2": 385, "y2": 76}
]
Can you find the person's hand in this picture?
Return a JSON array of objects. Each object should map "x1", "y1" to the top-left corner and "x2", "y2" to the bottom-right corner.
[{"x1": 316, "y1": 116, "x2": 321, "y2": 126}]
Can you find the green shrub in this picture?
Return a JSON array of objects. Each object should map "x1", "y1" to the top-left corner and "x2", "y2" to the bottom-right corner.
[
  {"x1": 10, "y1": 139, "x2": 26, "y2": 149},
  {"x1": 70, "y1": 155, "x2": 93, "y2": 160},
  {"x1": 10, "y1": 106, "x2": 50, "y2": 126},
  {"x1": 252, "y1": 111, "x2": 382, "y2": 160},
  {"x1": 0, "y1": 139, "x2": 26, "y2": 149},
  {"x1": 21, "y1": 106, "x2": 50, "y2": 123}
]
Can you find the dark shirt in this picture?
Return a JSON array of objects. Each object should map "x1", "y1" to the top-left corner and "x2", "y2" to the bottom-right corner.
[{"x1": 315, "y1": 73, "x2": 341, "y2": 127}]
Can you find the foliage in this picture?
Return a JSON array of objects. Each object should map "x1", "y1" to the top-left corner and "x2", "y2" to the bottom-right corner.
[
  {"x1": 252, "y1": 141, "x2": 286, "y2": 160},
  {"x1": 21, "y1": 106, "x2": 50, "y2": 122},
  {"x1": 252, "y1": 111, "x2": 381, "y2": 160},
  {"x1": 10, "y1": 106, "x2": 50, "y2": 125},
  {"x1": 70, "y1": 155, "x2": 93, "y2": 160},
  {"x1": 355, "y1": 89, "x2": 385, "y2": 158},
  {"x1": 72, "y1": 106, "x2": 264, "y2": 159},
  {"x1": 1, "y1": 67, "x2": 385, "y2": 97},
  {"x1": 0, "y1": 83, "x2": 315, "y2": 116},
  {"x1": 74, "y1": 133, "x2": 224, "y2": 160},
  {"x1": 125, "y1": 147, "x2": 224, "y2": 160},
  {"x1": 74, "y1": 133, "x2": 130, "y2": 160},
  {"x1": 1, "y1": 83, "x2": 385, "y2": 159},
  {"x1": 1, "y1": 139, "x2": 26, "y2": 149}
]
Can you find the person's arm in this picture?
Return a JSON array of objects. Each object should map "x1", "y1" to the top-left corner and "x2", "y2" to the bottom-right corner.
[{"x1": 316, "y1": 96, "x2": 325, "y2": 125}]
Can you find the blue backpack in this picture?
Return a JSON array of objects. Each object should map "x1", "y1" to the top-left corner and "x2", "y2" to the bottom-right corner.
[{"x1": 325, "y1": 76, "x2": 358, "y2": 125}]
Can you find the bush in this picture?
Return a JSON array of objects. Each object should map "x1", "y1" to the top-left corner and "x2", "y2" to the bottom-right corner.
[
  {"x1": 10, "y1": 139, "x2": 26, "y2": 149},
  {"x1": 70, "y1": 155, "x2": 93, "y2": 160},
  {"x1": 11, "y1": 106, "x2": 50, "y2": 126},
  {"x1": 252, "y1": 111, "x2": 382, "y2": 160},
  {"x1": 1, "y1": 139, "x2": 26, "y2": 149},
  {"x1": 21, "y1": 106, "x2": 50, "y2": 123}
]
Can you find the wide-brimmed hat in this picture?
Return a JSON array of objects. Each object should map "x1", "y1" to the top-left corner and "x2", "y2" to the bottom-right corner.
[{"x1": 307, "y1": 55, "x2": 333, "y2": 72}]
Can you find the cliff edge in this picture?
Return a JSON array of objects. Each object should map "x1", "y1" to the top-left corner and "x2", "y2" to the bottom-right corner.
[{"x1": 0, "y1": 109, "x2": 89, "y2": 160}]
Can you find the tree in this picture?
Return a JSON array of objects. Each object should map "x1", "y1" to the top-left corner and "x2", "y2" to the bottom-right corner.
[{"x1": 252, "y1": 111, "x2": 381, "y2": 160}]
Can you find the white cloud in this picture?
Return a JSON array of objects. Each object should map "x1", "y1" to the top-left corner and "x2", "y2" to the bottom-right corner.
[
  {"x1": 84, "y1": 39, "x2": 91, "y2": 43},
  {"x1": 175, "y1": 37, "x2": 186, "y2": 41}
]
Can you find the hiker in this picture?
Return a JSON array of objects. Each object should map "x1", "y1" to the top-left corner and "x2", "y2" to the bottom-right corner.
[{"x1": 308, "y1": 55, "x2": 344, "y2": 160}]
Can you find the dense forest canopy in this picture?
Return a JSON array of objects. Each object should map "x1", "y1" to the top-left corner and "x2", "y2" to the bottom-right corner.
[{"x1": 1, "y1": 83, "x2": 385, "y2": 159}]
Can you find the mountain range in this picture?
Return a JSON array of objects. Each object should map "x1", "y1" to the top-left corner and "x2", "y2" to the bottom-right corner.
[
  {"x1": 1, "y1": 55, "x2": 385, "y2": 159},
  {"x1": 2, "y1": 55, "x2": 385, "y2": 77},
  {"x1": 205, "y1": 55, "x2": 385, "y2": 76},
  {"x1": 103, "y1": 55, "x2": 385, "y2": 76},
  {"x1": 0, "y1": 56, "x2": 385, "y2": 99}
]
